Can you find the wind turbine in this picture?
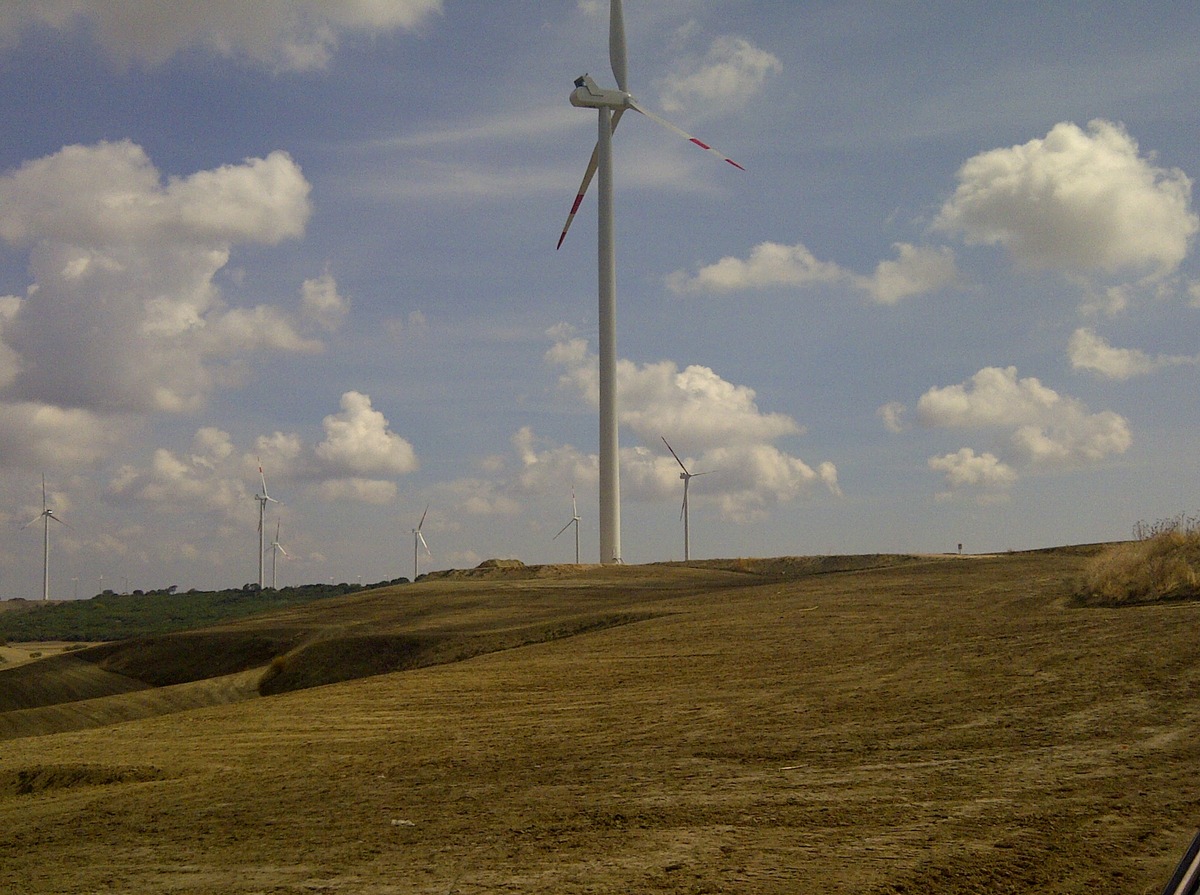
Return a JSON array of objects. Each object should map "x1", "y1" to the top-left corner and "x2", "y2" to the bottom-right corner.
[
  {"x1": 553, "y1": 489, "x2": 582, "y2": 563},
  {"x1": 662, "y1": 437, "x2": 710, "y2": 562},
  {"x1": 22, "y1": 475, "x2": 69, "y2": 602},
  {"x1": 412, "y1": 505, "x2": 431, "y2": 580},
  {"x1": 558, "y1": 0, "x2": 742, "y2": 565},
  {"x1": 254, "y1": 460, "x2": 277, "y2": 589},
  {"x1": 267, "y1": 520, "x2": 290, "y2": 590}
]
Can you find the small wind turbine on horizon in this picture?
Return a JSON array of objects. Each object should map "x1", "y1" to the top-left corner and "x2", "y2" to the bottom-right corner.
[
  {"x1": 662, "y1": 437, "x2": 710, "y2": 562},
  {"x1": 558, "y1": 0, "x2": 743, "y2": 565},
  {"x1": 412, "y1": 505, "x2": 431, "y2": 580},
  {"x1": 553, "y1": 489, "x2": 582, "y2": 564},
  {"x1": 267, "y1": 520, "x2": 290, "y2": 590},
  {"x1": 254, "y1": 460, "x2": 278, "y2": 589},
  {"x1": 22, "y1": 474, "x2": 69, "y2": 602}
]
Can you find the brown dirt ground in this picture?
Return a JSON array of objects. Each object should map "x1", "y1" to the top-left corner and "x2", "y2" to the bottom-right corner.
[{"x1": 1, "y1": 548, "x2": 1199, "y2": 893}]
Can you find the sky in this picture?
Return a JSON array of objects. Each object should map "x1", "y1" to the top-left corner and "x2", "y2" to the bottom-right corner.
[{"x1": 0, "y1": 1, "x2": 1198, "y2": 596}]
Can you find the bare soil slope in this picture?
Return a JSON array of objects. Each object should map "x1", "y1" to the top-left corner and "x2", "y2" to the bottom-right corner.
[{"x1": 1, "y1": 549, "x2": 1198, "y2": 894}]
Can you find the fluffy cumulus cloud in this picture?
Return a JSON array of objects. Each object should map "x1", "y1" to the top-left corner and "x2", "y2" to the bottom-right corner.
[
  {"x1": 0, "y1": 1, "x2": 443, "y2": 71},
  {"x1": 667, "y1": 241, "x2": 847, "y2": 294},
  {"x1": 301, "y1": 271, "x2": 351, "y2": 332},
  {"x1": 314, "y1": 390, "x2": 418, "y2": 477},
  {"x1": 657, "y1": 36, "x2": 782, "y2": 115},
  {"x1": 1068, "y1": 327, "x2": 1199, "y2": 380},
  {"x1": 866, "y1": 243, "x2": 959, "y2": 304},
  {"x1": 902, "y1": 366, "x2": 1131, "y2": 500},
  {"x1": 928, "y1": 449, "x2": 1018, "y2": 492},
  {"x1": 546, "y1": 332, "x2": 838, "y2": 517},
  {"x1": 0, "y1": 141, "x2": 347, "y2": 470},
  {"x1": 108, "y1": 391, "x2": 419, "y2": 514},
  {"x1": 107, "y1": 428, "x2": 254, "y2": 516},
  {"x1": 936, "y1": 119, "x2": 1198, "y2": 277},
  {"x1": 667, "y1": 241, "x2": 957, "y2": 303}
]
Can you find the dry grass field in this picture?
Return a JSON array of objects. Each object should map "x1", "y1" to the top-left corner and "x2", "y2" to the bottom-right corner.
[{"x1": 2, "y1": 548, "x2": 1199, "y2": 894}]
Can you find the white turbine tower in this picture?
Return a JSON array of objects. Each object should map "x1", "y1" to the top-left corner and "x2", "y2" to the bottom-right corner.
[
  {"x1": 412, "y1": 505, "x2": 431, "y2": 580},
  {"x1": 267, "y1": 520, "x2": 290, "y2": 590},
  {"x1": 558, "y1": 0, "x2": 742, "y2": 564},
  {"x1": 662, "y1": 437, "x2": 710, "y2": 562},
  {"x1": 22, "y1": 474, "x2": 68, "y2": 602},
  {"x1": 553, "y1": 489, "x2": 582, "y2": 564},
  {"x1": 254, "y1": 461, "x2": 277, "y2": 589}
]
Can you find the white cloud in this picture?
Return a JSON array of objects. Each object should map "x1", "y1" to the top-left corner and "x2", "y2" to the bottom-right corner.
[
  {"x1": 301, "y1": 271, "x2": 350, "y2": 332},
  {"x1": 0, "y1": 141, "x2": 315, "y2": 419},
  {"x1": 0, "y1": 1, "x2": 444, "y2": 72},
  {"x1": 936, "y1": 119, "x2": 1198, "y2": 277},
  {"x1": 0, "y1": 402, "x2": 127, "y2": 469},
  {"x1": 667, "y1": 240, "x2": 956, "y2": 303},
  {"x1": 928, "y1": 448, "x2": 1018, "y2": 490},
  {"x1": 877, "y1": 402, "x2": 907, "y2": 434},
  {"x1": 107, "y1": 434, "x2": 252, "y2": 516},
  {"x1": 911, "y1": 366, "x2": 1131, "y2": 498},
  {"x1": 511, "y1": 426, "x2": 597, "y2": 494},
  {"x1": 917, "y1": 366, "x2": 1064, "y2": 429},
  {"x1": 658, "y1": 36, "x2": 782, "y2": 115},
  {"x1": 107, "y1": 391, "x2": 419, "y2": 516},
  {"x1": 545, "y1": 333, "x2": 838, "y2": 515},
  {"x1": 314, "y1": 391, "x2": 418, "y2": 477},
  {"x1": 316, "y1": 477, "x2": 397, "y2": 505},
  {"x1": 667, "y1": 241, "x2": 848, "y2": 294},
  {"x1": 1068, "y1": 327, "x2": 1199, "y2": 379},
  {"x1": 866, "y1": 243, "x2": 959, "y2": 304}
]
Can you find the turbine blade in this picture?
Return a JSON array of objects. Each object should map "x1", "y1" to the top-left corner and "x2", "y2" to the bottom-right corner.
[
  {"x1": 553, "y1": 519, "x2": 574, "y2": 540},
  {"x1": 661, "y1": 436, "x2": 689, "y2": 474},
  {"x1": 257, "y1": 458, "x2": 274, "y2": 500},
  {"x1": 609, "y1": 0, "x2": 628, "y2": 93},
  {"x1": 417, "y1": 504, "x2": 429, "y2": 531},
  {"x1": 556, "y1": 108, "x2": 625, "y2": 249},
  {"x1": 681, "y1": 477, "x2": 689, "y2": 521},
  {"x1": 21, "y1": 514, "x2": 42, "y2": 530},
  {"x1": 627, "y1": 99, "x2": 744, "y2": 171},
  {"x1": 417, "y1": 531, "x2": 431, "y2": 556}
]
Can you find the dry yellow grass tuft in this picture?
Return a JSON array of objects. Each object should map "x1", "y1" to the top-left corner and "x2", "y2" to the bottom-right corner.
[{"x1": 1080, "y1": 517, "x2": 1200, "y2": 605}]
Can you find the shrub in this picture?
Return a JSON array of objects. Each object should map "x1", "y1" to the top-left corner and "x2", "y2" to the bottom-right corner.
[{"x1": 1080, "y1": 516, "x2": 1200, "y2": 605}]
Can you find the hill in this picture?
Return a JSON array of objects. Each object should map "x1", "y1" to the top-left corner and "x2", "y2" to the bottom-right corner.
[{"x1": 1, "y1": 548, "x2": 1198, "y2": 894}]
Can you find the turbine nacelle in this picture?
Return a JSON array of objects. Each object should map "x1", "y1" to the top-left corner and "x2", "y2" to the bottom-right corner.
[{"x1": 569, "y1": 74, "x2": 630, "y2": 110}]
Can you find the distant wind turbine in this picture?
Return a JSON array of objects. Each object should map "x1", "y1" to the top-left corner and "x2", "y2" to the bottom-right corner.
[
  {"x1": 267, "y1": 520, "x2": 290, "y2": 590},
  {"x1": 22, "y1": 474, "x2": 69, "y2": 602},
  {"x1": 412, "y1": 505, "x2": 431, "y2": 580},
  {"x1": 254, "y1": 460, "x2": 278, "y2": 589},
  {"x1": 662, "y1": 437, "x2": 710, "y2": 562},
  {"x1": 558, "y1": 0, "x2": 743, "y2": 565},
  {"x1": 553, "y1": 489, "x2": 582, "y2": 563}
]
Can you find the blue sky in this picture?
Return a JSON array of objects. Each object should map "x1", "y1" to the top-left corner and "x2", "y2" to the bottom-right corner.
[{"x1": 1, "y1": 1, "x2": 1198, "y2": 595}]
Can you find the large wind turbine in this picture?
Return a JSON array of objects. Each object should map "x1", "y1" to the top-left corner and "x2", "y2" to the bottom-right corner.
[
  {"x1": 254, "y1": 461, "x2": 277, "y2": 589},
  {"x1": 22, "y1": 474, "x2": 68, "y2": 602},
  {"x1": 559, "y1": 0, "x2": 742, "y2": 564},
  {"x1": 552, "y1": 489, "x2": 582, "y2": 563},
  {"x1": 412, "y1": 505, "x2": 431, "y2": 580},
  {"x1": 662, "y1": 437, "x2": 710, "y2": 562},
  {"x1": 267, "y1": 520, "x2": 290, "y2": 590}
]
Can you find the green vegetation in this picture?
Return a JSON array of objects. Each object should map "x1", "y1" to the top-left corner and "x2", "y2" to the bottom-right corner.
[
  {"x1": 0, "y1": 580, "x2": 406, "y2": 642},
  {"x1": 1079, "y1": 514, "x2": 1200, "y2": 605}
]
